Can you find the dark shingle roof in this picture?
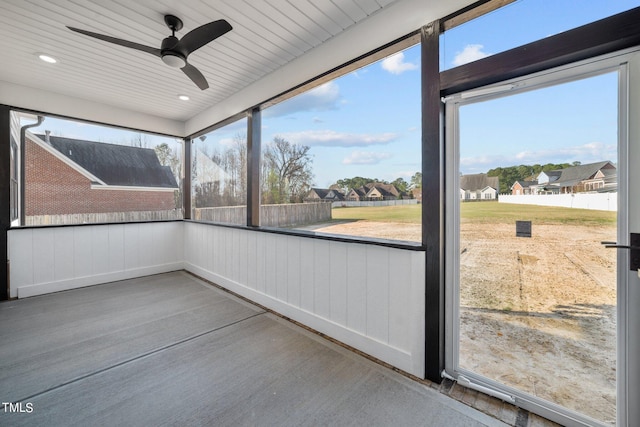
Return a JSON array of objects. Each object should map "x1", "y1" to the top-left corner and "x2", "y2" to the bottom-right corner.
[
  {"x1": 460, "y1": 174, "x2": 499, "y2": 191},
  {"x1": 349, "y1": 188, "x2": 367, "y2": 197},
  {"x1": 512, "y1": 180, "x2": 537, "y2": 188},
  {"x1": 308, "y1": 188, "x2": 345, "y2": 201},
  {"x1": 375, "y1": 183, "x2": 400, "y2": 197},
  {"x1": 553, "y1": 161, "x2": 615, "y2": 185},
  {"x1": 309, "y1": 188, "x2": 329, "y2": 199},
  {"x1": 37, "y1": 134, "x2": 178, "y2": 188},
  {"x1": 325, "y1": 189, "x2": 345, "y2": 201}
]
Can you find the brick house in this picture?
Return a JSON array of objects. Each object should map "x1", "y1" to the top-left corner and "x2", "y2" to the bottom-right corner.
[
  {"x1": 346, "y1": 182, "x2": 405, "y2": 201},
  {"x1": 305, "y1": 188, "x2": 345, "y2": 202},
  {"x1": 511, "y1": 180, "x2": 537, "y2": 195},
  {"x1": 26, "y1": 132, "x2": 178, "y2": 217}
]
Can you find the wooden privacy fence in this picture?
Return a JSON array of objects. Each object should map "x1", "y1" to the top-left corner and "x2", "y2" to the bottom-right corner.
[
  {"x1": 195, "y1": 202, "x2": 332, "y2": 227},
  {"x1": 26, "y1": 209, "x2": 183, "y2": 226}
]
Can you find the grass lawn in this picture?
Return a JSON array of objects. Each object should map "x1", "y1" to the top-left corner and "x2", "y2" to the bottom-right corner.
[
  {"x1": 460, "y1": 201, "x2": 616, "y2": 225},
  {"x1": 331, "y1": 201, "x2": 616, "y2": 226},
  {"x1": 332, "y1": 204, "x2": 421, "y2": 223}
]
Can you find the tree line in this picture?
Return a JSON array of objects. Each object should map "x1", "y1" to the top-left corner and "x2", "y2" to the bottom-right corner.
[
  {"x1": 191, "y1": 134, "x2": 314, "y2": 207},
  {"x1": 486, "y1": 162, "x2": 580, "y2": 193},
  {"x1": 333, "y1": 172, "x2": 422, "y2": 196},
  {"x1": 157, "y1": 134, "x2": 423, "y2": 207}
]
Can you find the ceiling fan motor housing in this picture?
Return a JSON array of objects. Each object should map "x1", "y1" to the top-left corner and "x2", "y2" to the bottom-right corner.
[{"x1": 161, "y1": 35, "x2": 186, "y2": 68}]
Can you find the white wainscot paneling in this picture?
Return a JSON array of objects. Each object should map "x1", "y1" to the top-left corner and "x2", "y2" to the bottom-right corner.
[
  {"x1": 183, "y1": 222, "x2": 426, "y2": 377},
  {"x1": 8, "y1": 222, "x2": 184, "y2": 298}
]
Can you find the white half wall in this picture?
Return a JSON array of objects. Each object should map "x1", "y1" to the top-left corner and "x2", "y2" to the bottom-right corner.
[
  {"x1": 7, "y1": 222, "x2": 184, "y2": 298},
  {"x1": 183, "y1": 222, "x2": 426, "y2": 378}
]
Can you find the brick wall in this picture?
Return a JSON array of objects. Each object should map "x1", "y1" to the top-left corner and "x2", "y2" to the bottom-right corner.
[{"x1": 26, "y1": 138, "x2": 177, "y2": 216}]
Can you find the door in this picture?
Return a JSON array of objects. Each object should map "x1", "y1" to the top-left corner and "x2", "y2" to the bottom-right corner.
[{"x1": 445, "y1": 49, "x2": 640, "y2": 427}]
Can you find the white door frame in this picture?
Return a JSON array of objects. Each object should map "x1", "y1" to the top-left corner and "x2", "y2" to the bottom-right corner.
[{"x1": 444, "y1": 48, "x2": 640, "y2": 427}]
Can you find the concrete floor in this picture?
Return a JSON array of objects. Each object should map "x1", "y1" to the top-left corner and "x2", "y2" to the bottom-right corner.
[{"x1": 0, "y1": 271, "x2": 506, "y2": 426}]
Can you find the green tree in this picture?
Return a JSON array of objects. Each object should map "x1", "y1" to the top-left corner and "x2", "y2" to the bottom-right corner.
[
  {"x1": 391, "y1": 177, "x2": 409, "y2": 194},
  {"x1": 410, "y1": 172, "x2": 422, "y2": 189},
  {"x1": 487, "y1": 163, "x2": 573, "y2": 193},
  {"x1": 334, "y1": 177, "x2": 385, "y2": 193}
]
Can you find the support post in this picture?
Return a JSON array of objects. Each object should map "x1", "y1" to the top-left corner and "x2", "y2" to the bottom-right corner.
[
  {"x1": 422, "y1": 21, "x2": 445, "y2": 382},
  {"x1": 247, "y1": 108, "x2": 261, "y2": 227},
  {"x1": 0, "y1": 105, "x2": 11, "y2": 300}
]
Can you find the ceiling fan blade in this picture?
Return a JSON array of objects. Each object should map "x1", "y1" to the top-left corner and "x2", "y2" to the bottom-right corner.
[
  {"x1": 67, "y1": 26, "x2": 161, "y2": 57},
  {"x1": 181, "y1": 63, "x2": 209, "y2": 90},
  {"x1": 176, "y1": 20, "x2": 232, "y2": 56}
]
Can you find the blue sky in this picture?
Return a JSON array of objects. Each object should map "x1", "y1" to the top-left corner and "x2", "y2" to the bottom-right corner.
[
  {"x1": 261, "y1": 45, "x2": 421, "y2": 187},
  {"x1": 24, "y1": 0, "x2": 640, "y2": 186},
  {"x1": 459, "y1": 72, "x2": 619, "y2": 174}
]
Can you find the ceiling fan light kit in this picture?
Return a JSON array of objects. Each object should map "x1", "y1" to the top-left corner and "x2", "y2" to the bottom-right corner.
[{"x1": 67, "y1": 14, "x2": 232, "y2": 90}]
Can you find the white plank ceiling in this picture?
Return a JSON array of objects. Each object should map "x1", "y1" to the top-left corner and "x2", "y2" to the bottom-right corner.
[{"x1": 0, "y1": 0, "x2": 473, "y2": 133}]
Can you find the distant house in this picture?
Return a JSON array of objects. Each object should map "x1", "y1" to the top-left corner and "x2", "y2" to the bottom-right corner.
[
  {"x1": 511, "y1": 180, "x2": 537, "y2": 195},
  {"x1": 346, "y1": 187, "x2": 368, "y2": 201},
  {"x1": 411, "y1": 188, "x2": 422, "y2": 203},
  {"x1": 364, "y1": 182, "x2": 403, "y2": 200},
  {"x1": 480, "y1": 186, "x2": 498, "y2": 200},
  {"x1": 514, "y1": 161, "x2": 617, "y2": 195},
  {"x1": 345, "y1": 182, "x2": 405, "y2": 201},
  {"x1": 536, "y1": 170, "x2": 562, "y2": 187},
  {"x1": 305, "y1": 188, "x2": 345, "y2": 202},
  {"x1": 460, "y1": 174, "x2": 499, "y2": 200},
  {"x1": 26, "y1": 132, "x2": 178, "y2": 217}
]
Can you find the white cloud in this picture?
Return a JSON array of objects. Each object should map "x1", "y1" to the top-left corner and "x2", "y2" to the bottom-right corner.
[
  {"x1": 392, "y1": 170, "x2": 417, "y2": 179},
  {"x1": 264, "y1": 81, "x2": 341, "y2": 117},
  {"x1": 381, "y1": 52, "x2": 418, "y2": 75},
  {"x1": 342, "y1": 151, "x2": 393, "y2": 165},
  {"x1": 513, "y1": 142, "x2": 616, "y2": 163},
  {"x1": 460, "y1": 141, "x2": 617, "y2": 174},
  {"x1": 452, "y1": 44, "x2": 490, "y2": 67},
  {"x1": 310, "y1": 81, "x2": 340, "y2": 99},
  {"x1": 277, "y1": 129, "x2": 397, "y2": 147}
]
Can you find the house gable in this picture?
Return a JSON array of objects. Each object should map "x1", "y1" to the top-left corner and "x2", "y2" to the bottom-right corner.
[
  {"x1": 306, "y1": 188, "x2": 344, "y2": 202},
  {"x1": 460, "y1": 174, "x2": 499, "y2": 193}
]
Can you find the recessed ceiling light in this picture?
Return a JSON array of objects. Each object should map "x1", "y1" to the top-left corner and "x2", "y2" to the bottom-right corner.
[
  {"x1": 38, "y1": 54, "x2": 58, "y2": 64},
  {"x1": 178, "y1": 95, "x2": 190, "y2": 101}
]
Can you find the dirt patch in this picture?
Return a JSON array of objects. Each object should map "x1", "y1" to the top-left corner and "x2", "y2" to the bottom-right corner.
[
  {"x1": 308, "y1": 220, "x2": 421, "y2": 243},
  {"x1": 313, "y1": 220, "x2": 617, "y2": 425}
]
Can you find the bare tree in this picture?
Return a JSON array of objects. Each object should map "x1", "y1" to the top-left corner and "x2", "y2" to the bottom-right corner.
[
  {"x1": 130, "y1": 133, "x2": 150, "y2": 148},
  {"x1": 262, "y1": 136, "x2": 313, "y2": 204}
]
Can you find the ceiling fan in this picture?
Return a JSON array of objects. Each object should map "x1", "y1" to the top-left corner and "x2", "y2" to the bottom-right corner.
[{"x1": 67, "y1": 15, "x2": 232, "y2": 90}]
